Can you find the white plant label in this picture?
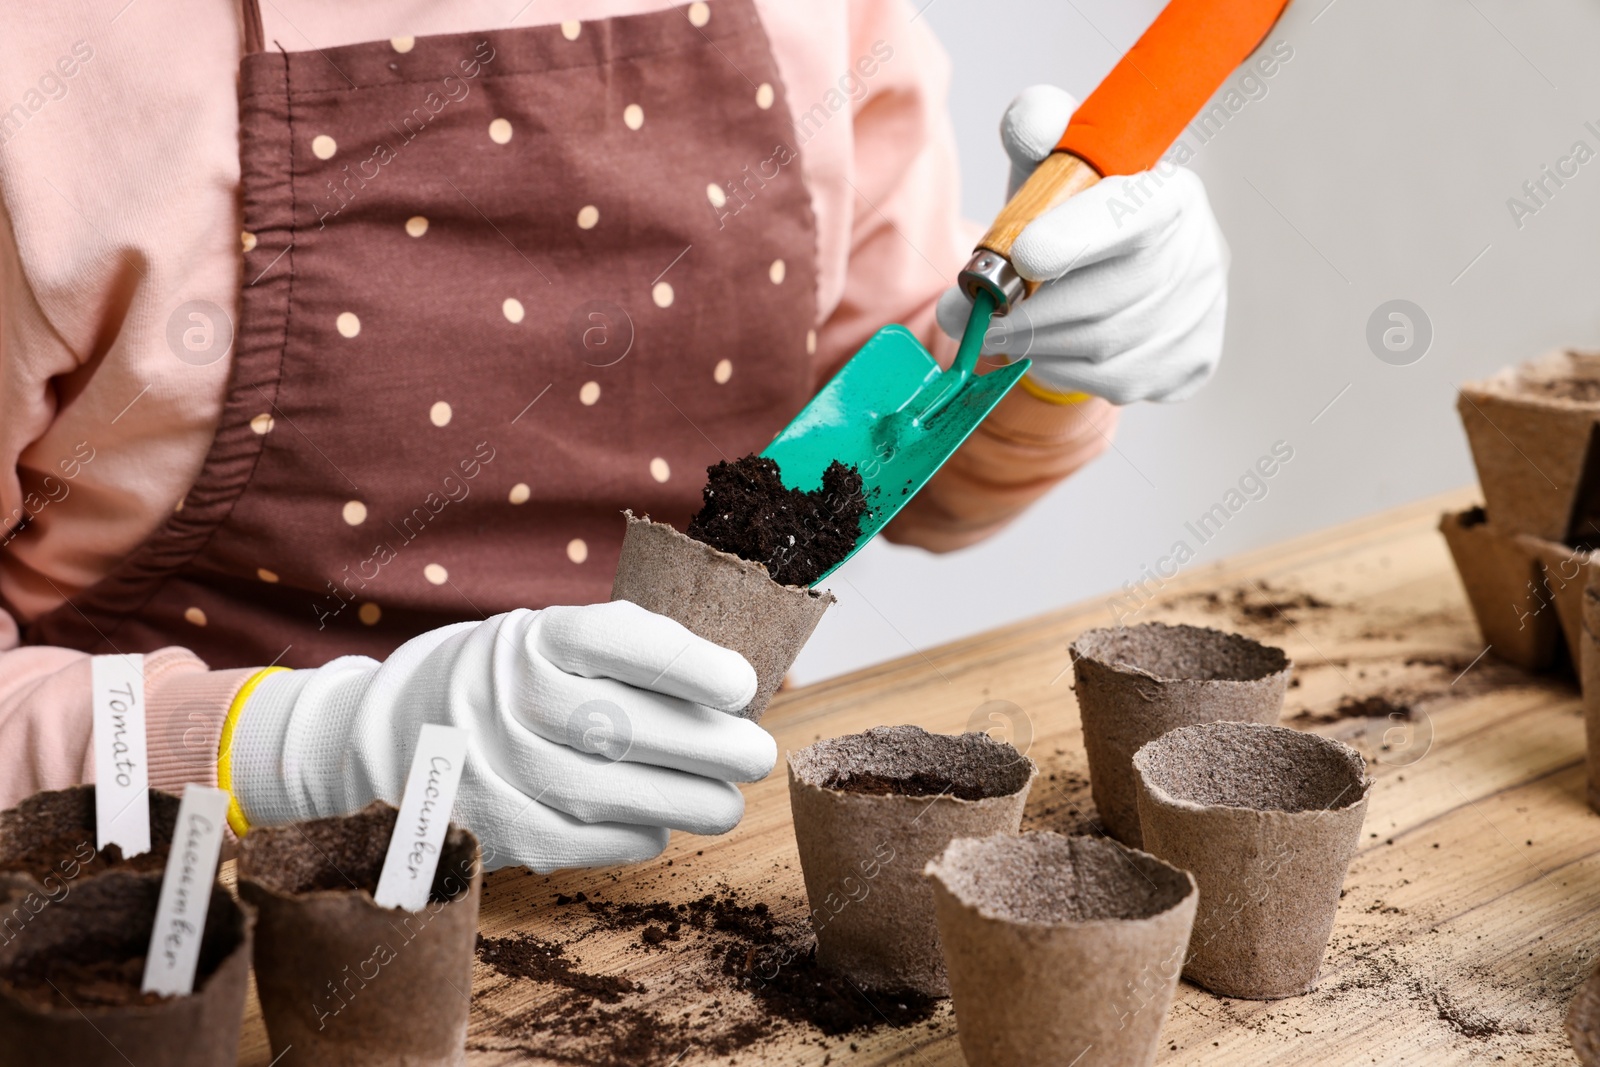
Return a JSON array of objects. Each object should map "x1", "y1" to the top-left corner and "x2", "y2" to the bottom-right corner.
[
  {"x1": 142, "y1": 785, "x2": 229, "y2": 996},
  {"x1": 374, "y1": 724, "x2": 469, "y2": 912},
  {"x1": 91, "y1": 653, "x2": 149, "y2": 857}
]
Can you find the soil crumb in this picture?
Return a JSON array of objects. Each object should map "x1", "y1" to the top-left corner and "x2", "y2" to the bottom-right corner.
[
  {"x1": 687, "y1": 454, "x2": 867, "y2": 587},
  {"x1": 826, "y1": 770, "x2": 987, "y2": 801},
  {"x1": 470, "y1": 887, "x2": 938, "y2": 1065}
]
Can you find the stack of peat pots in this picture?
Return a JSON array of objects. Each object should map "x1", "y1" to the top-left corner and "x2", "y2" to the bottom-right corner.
[{"x1": 1444, "y1": 349, "x2": 1600, "y2": 810}]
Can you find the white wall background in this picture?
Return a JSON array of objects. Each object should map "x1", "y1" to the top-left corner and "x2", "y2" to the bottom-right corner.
[{"x1": 791, "y1": 0, "x2": 1600, "y2": 683}]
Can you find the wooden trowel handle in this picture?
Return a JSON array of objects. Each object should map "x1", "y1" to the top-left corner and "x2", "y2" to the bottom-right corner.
[{"x1": 960, "y1": 0, "x2": 1290, "y2": 309}]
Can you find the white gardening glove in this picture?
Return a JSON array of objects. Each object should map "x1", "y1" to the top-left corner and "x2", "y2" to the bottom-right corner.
[
  {"x1": 937, "y1": 84, "x2": 1230, "y2": 405},
  {"x1": 227, "y1": 601, "x2": 775, "y2": 873}
]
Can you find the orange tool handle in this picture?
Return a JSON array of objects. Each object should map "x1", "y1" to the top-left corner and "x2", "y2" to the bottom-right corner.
[
  {"x1": 1058, "y1": 0, "x2": 1291, "y2": 175},
  {"x1": 962, "y1": 0, "x2": 1290, "y2": 308}
]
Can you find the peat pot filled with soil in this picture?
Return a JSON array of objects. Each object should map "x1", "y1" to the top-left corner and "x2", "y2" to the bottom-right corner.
[
  {"x1": 925, "y1": 832, "x2": 1197, "y2": 1067},
  {"x1": 612, "y1": 455, "x2": 864, "y2": 720},
  {"x1": 0, "y1": 785, "x2": 180, "y2": 893},
  {"x1": 238, "y1": 801, "x2": 482, "y2": 1067},
  {"x1": 787, "y1": 725, "x2": 1036, "y2": 997},
  {"x1": 1132, "y1": 720, "x2": 1371, "y2": 999},
  {"x1": 0, "y1": 870, "x2": 253, "y2": 1067},
  {"x1": 1070, "y1": 622, "x2": 1291, "y2": 845}
]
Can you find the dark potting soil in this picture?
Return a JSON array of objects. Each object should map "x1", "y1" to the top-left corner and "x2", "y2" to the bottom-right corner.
[
  {"x1": 2, "y1": 834, "x2": 166, "y2": 885},
  {"x1": 471, "y1": 887, "x2": 938, "y2": 1066},
  {"x1": 1, "y1": 952, "x2": 169, "y2": 1010},
  {"x1": 686, "y1": 454, "x2": 867, "y2": 587},
  {"x1": 824, "y1": 770, "x2": 991, "y2": 802}
]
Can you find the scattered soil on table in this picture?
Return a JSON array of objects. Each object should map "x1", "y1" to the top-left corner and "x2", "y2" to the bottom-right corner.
[
  {"x1": 824, "y1": 769, "x2": 989, "y2": 801},
  {"x1": 686, "y1": 454, "x2": 868, "y2": 587},
  {"x1": 1, "y1": 952, "x2": 169, "y2": 1010},
  {"x1": 2, "y1": 835, "x2": 165, "y2": 885},
  {"x1": 1178, "y1": 582, "x2": 1332, "y2": 635},
  {"x1": 477, "y1": 934, "x2": 638, "y2": 1001},
  {"x1": 470, "y1": 886, "x2": 938, "y2": 1065},
  {"x1": 1292, "y1": 694, "x2": 1416, "y2": 725}
]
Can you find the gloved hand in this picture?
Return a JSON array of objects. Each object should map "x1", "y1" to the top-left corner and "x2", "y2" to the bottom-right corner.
[
  {"x1": 225, "y1": 601, "x2": 775, "y2": 873},
  {"x1": 937, "y1": 84, "x2": 1230, "y2": 406}
]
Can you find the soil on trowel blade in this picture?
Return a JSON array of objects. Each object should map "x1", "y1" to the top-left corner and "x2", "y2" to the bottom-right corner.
[{"x1": 687, "y1": 454, "x2": 867, "y2": 587}]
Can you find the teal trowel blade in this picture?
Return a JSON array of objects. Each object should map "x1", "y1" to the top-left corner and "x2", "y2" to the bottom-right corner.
[{"x1": 761, "y1": 291, "x2": 1028, "y2": 585}]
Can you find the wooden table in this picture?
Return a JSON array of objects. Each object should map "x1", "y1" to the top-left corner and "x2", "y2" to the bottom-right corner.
[{"x1": 236, "y1": 488, "x2": 1600, "y2": 1065}]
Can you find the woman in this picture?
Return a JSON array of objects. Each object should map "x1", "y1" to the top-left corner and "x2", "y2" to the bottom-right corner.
[{"x1": 0, "y1": 0, "x2": 1225, "y2": 870}]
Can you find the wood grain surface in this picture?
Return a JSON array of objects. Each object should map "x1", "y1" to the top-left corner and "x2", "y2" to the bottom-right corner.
[{"x1": 234, "y1": 487, "x2": 1600, "y2": 1065}]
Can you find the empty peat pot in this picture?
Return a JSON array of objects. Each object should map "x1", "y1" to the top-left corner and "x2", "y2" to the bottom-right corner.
[
  {"x1": 1514, "y1": 532, "x2": 1594, "y2": 664},
  {"x1": 1438, "y1": 506, "x2": 1562, "y2": 671},
  {"x1": 1568, "y1": 959, "x2": 1600, "y2": 1066},
  {"x1": 611, "y1": 510, "x2": 834, "y2": 720},
  {"x1": 237, "y1": 801, "x2": 482, "y2": 1067},
  {"x1": 0, "y1": 784, "x2": 181, "y2": 893},
  {"x1": 1584, "y1": 578, "x2": 1600, "y2": 814},
  {"x1": 787, "y1": 725, "x2": 1036, "y2": 996},
  {"x1": 0, "y1": 870, "x2": 253, "y2": 1067},
  {"x1": 925, "y1": 832, "x2": 1197, "y2": 1067},
  {"x1": 1070, "y1": 622, "x2": 1291, "y2": 845},
  {"x1": 1132, "y1": 720, "x2": 1371, "y2": 999},
  {"x1": 1457, "y1": 349, "x2": 1600, "y2": 544}
]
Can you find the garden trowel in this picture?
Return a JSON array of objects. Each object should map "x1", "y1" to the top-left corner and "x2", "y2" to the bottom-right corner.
[{"x1": 762, "y1": 0, "x2": 1290, "y2": 585}]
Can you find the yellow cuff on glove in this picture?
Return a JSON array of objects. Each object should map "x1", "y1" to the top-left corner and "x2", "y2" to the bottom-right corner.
[{"x1": 216, "y1": 666, "x2": 290, "y2": 837}]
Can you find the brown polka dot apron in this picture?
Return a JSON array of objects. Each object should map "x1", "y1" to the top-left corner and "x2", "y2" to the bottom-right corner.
[{"x1": 28, "y1": 0, "x2": 817, "y2": 668}]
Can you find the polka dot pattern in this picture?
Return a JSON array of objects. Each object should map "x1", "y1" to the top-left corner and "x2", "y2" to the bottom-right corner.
[
  {"x1": 579, "y1": 381, "x2": 601, "y2": 405},
  {"x1": 567, "y1": 538, "x2": 589, "y2": 564},
  {"x1": 489, "y1": 118, "x2": 513, "y2": 144},
  {"x1": 688, "y1": 2, "x2": 711, "y2": 27},
  {"x1": 561, "y1": 20, "x2": 581, "y2": 40},
  {"x1": 706, "y1": 183, "x2": 727, "y2": 208},
  {"x1": 257, "y1": 568, "x2": 279, "y2": 584},
  {"x1": 359, "y1": 602, "x2": 382, "y2": 626},
  {"x1": 509, "y1": 483, "x2": 531, "y2": 504},
  {"x1": 343, "y1": 500, "x2": 368, "y2": 526},
  {"x1": 430, "y1": 401, "x2": 452, "y2": 427},
  {"x1": 756, "y1": 83, "x2": 774, "y2": 109},
  {"x1": 336, "y1": 312, "x2": 361, "y2": 338},
  {"x1": 390, "y1": 36, "x2": 415, "y2": 53},
  {"x1": 405, "y1": 216, "x2": 429, "y2": 237},
  {"x1": 623, "y1": 104, "x2": 644, "y2": 131},
  {"x1": 312, "y1": 135, "x2": 337, "y2": 160},
  {"x1": 806, "y1": 329, "x2": 817, "y2": 355},
  {"x1": 503, "y1": 298, "x2": 525, "y2": 323},
  {"x1": 649, "y1": 457, "x2": 671, "y2": 483},
  {"x1": 424, "y1": 563, "x2": 449, "y2": 585},
  {"x1": 769, "y1": 259, "x2": 786, "y2": 284},
  {"x1": 184, "y1": 606, "x2": 208, "y2": 627},
  {"x1": 714, "y1": 359, "x2": 733, "y2": 384},
  {"x1": 250, "y1": 413, "x2": 275, "y2": 435},
  {"x1": 576, "y1": 205, "x2": 599, "y2": 230},
  {"x1": 652, "y1": 282, "x2": 674, "y2": 308},
  {"x1": 241, "y1": 231, "x2": 257, "y2": 252}
]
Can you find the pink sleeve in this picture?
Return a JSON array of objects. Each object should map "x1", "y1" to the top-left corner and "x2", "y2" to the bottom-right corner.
[
  {"x1": 810, "y1": 0, "x2": 974, "y2": 381},
  {"x1": 0, "y1": 606, "x2": 256, "y2": 810}
]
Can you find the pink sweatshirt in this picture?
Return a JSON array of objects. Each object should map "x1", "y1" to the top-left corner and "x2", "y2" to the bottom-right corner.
[{"x1": 0, "y1": 0, "x2": 1116, "y2": 808}]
